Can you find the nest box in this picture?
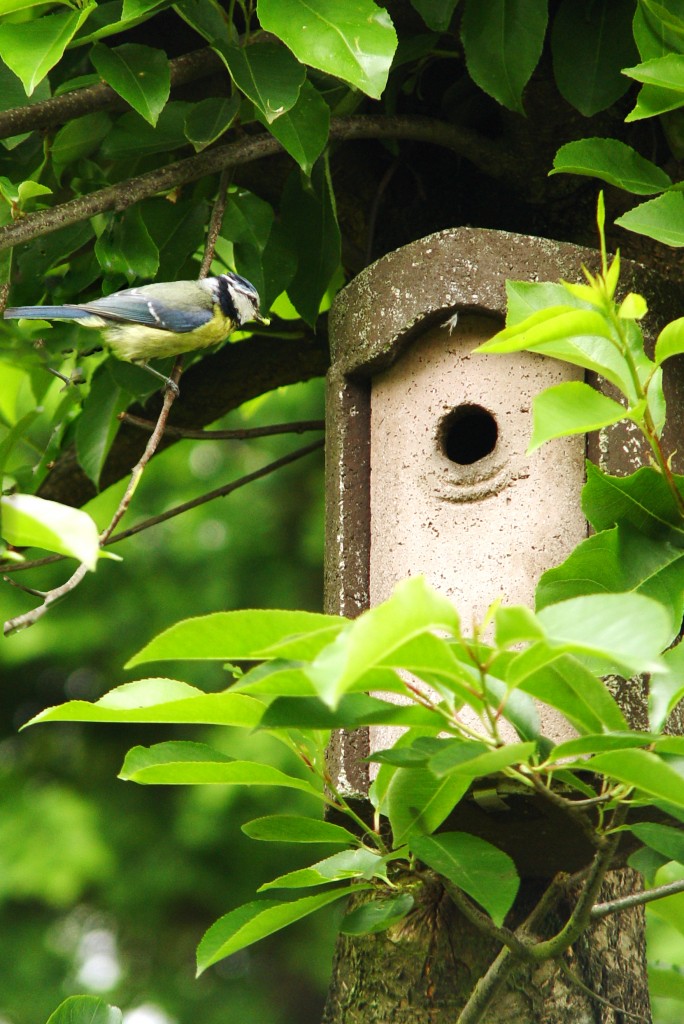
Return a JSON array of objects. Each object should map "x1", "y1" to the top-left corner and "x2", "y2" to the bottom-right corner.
[{"x1": 324, "y1": 228, "x2": 684, "y2": 874}]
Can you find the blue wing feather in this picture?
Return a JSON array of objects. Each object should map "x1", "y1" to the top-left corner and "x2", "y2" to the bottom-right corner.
[
  {"x1": 76, "y1": 294, "x2": 214, "y2": 334},
  {"x1": 4, "y1": 294, "x2": 214, "y2": 335}
]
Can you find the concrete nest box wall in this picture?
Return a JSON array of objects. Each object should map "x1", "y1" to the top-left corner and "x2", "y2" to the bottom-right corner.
[{"x1": 324, "y1": 226, "x2": 684, "y2": 828}]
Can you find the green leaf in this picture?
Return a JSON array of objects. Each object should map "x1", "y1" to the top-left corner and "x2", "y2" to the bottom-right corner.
[
  {"x1": 184, "y1": 95, "x2": 240, "y2": 151},
  {"x1": 616, "y1": 192, "x2": 684, "y2": 246},
  {"x1": 220, "y1": 189, "x2": 275, "y2": 299},
  {"x1": 143, "y1": 196, "x2": 208, "y2": 280},
  {"x1": 505, "y1": 279, "x2": 588, "y2": 324},
  {"x1": 410, "y1": 0, "x2": 460, "y2": 32},
  {"x1": 233, "y1": 661, "x2": 406, "y2": 697},
  {"x1": 196, "y1": 888, "x2": 360, "y2": 973},
  {"x1": 0, "y1": 3, "x2": 95, "y2": 95},
  {"x1": 260, "y1": 848, "x2": 385, "y2": 889},
  {"x1": 259, "y1": 693, "x2": 441, "y2": 730},
  {"x1": 257, "y1": 78, "x2": 330, "y2": 175},
  {"x1": 624, "y1": 52, "x2": 684, "y2": 90},
  {"x1": 26, "y1": 679, "x2": 263, "y2": 728},
  {"x1": 74, "y1": 364, "x2": 129, "y2": 487},
  {"x1": 656, "y1": 316, "x2": 684, "y2": 364},
  {"x1": 281, "y1": 161, "x2": 341, "y2": 326},
  {"x1": 536, "y1": 526, "x2": 684, "y2": 638},
  {"x1": 535, "y1": 593, "x2": 672, "y2": 675},
  {"x1": 460, "y1": 0, "x2": 547, "y2": 114},
  {"x1": 587, "y1": 749, "x2": 684, "y2": 806},
  {"x1": 242, "y1": 815, "x2": 358, "y2": 844},
  {"x1": 649, "y1": 641, "x2": 684, "y2": 731},
  {"x1": 126, "y1": 608, "x2": 344, "y2": 667},
  {"x1": 513, "y1": 654, "x2": 627, "y2": 733},
  {"x1": 119, "y1": 741, "x2": 323, "y2": 794},
  {"x1": 582, "y1": 463, "x2": 684, "y2": 539},
  {"x1": 306, "y1": 576, "x2": 460, "y2": 708},
  {"x1": 172, "y1": 0, "x2": 230, "y2": 43},
  {"x1": 428, "y1": 740, "x2": 537, "y2": 778},
  {"x1": 340, "y1": 893, "x2": 414, "y2": 934},
  {"x1": 623, "y1": 32, "x2": 684, "y2": 119},
  {"x1": 630, "y1": 822, "x2": 684, "y2": 864},
  {"x1": 102, "y1": 101, "x2": 192, "y2": 160},
  {"x1": 257, "y1": 0, "x2": 397, "y2": 100},
  {"x1": 528, "y1": 381, "x2": 627, "y2": 452},
  {"x1": 550, "y1": 0, "x2": 637, "y2": 115},
  {"x1": 90, "y1": 43, "x2": 170, "y2": 125},
  {"x1": 94, "y1": 205, "x2": 159, "y2": 283},
  {"x1": 215, "y1": 40, "x2": 304, "y2": 123},
  {"x1": 410, "y1": 832, "x2": 519, "y2": 927},
  {"x1": 474, "y1": 306, "x2": 636, "y2": 400},
  {"x1": 46, "y1": 996, "x2": 122, "y2": 1024},
  {"x1": 548, "y1": 733, "x2": 657, "y2": 760},
  {"x1": 384, "y1": 767, "x2": 470, "y2": 844},
  {"x1": 51, "y1": 112, "x2": 112, "y2": 183},
  {"x1": 1, "y1": 493, "x2": 100, "y2": 570},
  {"x1": 551, "y1": 138, "x2": 672, "y2": 195}
]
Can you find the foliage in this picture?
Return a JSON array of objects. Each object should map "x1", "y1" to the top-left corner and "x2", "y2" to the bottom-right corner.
[{"x1": 3, "y1": 0, "x2": 684, "y2": 1021}]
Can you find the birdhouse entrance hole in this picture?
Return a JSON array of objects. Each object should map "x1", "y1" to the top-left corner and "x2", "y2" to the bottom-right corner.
[{"x1": 440, "y1": 405, "x2": 498, "y2": 465}]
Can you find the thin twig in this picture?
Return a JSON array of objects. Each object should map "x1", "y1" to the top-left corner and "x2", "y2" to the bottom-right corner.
[
  {"x1": 591, "y1": 877, "x2": 684, "y2": 919},
  {"x1": 0, "y1": 115, "x2": 516, "y2": 253},
  {"x1": 200, "y1": 167, "x2": 232, "y2": 278},
  {"x1": 105, "y1": 439, "x2": 324, "y2": 546},
  {"x1": 99, "y1": 375, "x2": 181, "y2": 545},
  {"x1": 529, "y1": 773, "x2": 603, "y2": 849},
  {"x1": 558, "y1": 959, "x2": 648, "y2": 1022},
  {"x1": 119, "y1": 414, "x2": 325, "y2": 440},
  {"x1": 4, "y1": 563, "x2": 89, "y2": 635}
]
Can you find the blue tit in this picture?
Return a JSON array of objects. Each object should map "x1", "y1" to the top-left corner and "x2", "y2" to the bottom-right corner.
[{"x1": 3, "y1": 272, "x2": 269, "y2": 391}]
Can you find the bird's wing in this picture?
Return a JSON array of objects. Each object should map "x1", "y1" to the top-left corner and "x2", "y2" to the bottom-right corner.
[{"x1": 76, "y1": 293, "x2": 214, "y2": 334}]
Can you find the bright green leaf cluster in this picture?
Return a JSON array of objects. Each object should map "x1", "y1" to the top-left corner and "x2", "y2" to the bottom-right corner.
[{"x1": 28, "y1": 570, "x2": 684, "y2": 970}]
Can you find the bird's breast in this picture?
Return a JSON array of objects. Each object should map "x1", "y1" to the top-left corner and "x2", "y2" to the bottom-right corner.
[{"x1": 103, "y1": 310, "x2": 234, "y2": 362}]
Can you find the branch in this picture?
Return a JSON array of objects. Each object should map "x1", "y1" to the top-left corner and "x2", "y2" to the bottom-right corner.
[
  {"x1": 456, "y1": 874, "x2": 569, "y2": 1024},
  {"x1": 0, "y1": 438, "x2": 324, "y2": 577},
  {"x1": 0, "y1": 47, "x2": 225, "y2": 140},
  {"x1": 0, "y1": 115, "x2": 515, "y2": 253},
  {"x1": 3, "y1": 562, "x2": 89, "y2": 635},
  {"x1": 3, "y1": 373, "x2": 181, "y2": 634},
  {"x1": 105, "y1": 438, "x2": 324, "y2": 546},
  {"x1": 119, "y1": 414, "x2": 325, "y2": 440},
  {"x1": 590, "y1": 877, "x2": 684, "y2": 920}
]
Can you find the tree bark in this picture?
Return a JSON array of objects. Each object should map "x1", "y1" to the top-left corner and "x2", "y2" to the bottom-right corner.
[{"x1": 322, "y1": 871, "x2": 650, "y2": 1023}]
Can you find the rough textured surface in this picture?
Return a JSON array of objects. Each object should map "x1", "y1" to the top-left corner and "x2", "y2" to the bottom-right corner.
[
  {"x1": 369, "y1": 313, "x2": 585, "y2": 753},
  {"x1": 321, "y1": 871, "x2": 649, "y2": 1024}
]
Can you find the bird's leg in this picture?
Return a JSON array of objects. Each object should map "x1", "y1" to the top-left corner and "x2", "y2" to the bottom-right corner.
[{"x1": 137, "y1": 361, "x2": 180, "y2": 395}]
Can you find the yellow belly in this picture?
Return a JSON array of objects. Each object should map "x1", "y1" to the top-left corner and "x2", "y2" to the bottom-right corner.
[{"x1": 103, "y1": 314, "x2": 234, "y2": 362}]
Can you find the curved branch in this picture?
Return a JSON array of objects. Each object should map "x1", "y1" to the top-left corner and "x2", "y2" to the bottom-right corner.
[{"x1": 0, "y1": 115, "x2": 513, "y2": 253}]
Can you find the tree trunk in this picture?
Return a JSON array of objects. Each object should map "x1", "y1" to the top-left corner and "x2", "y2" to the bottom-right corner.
[{"x1": 322, "y1": 870, "x2": 650, "y2": 1023}]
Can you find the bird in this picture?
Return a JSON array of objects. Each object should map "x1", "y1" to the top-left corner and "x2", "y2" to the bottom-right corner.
[{"x1": 3, "y1": 272, "x2": 269, "y2": 391}]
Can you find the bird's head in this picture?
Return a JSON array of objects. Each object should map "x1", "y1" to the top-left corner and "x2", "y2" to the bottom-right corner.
[{"x1": 206, "y1": 273, "x2": 269, "y2": 328}]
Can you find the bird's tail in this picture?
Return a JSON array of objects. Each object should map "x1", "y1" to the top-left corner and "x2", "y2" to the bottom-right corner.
[{"x1": 4, "y1": 305, "x2": 91, "y2": 321}]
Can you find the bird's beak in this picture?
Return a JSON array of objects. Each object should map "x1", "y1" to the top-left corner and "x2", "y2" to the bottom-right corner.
[{"x1": 254, "y1": 311, "x2": 270, "y2": 326}]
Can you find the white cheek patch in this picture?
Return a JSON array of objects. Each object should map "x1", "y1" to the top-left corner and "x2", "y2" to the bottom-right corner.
[{"x1": 233, "y1": 290, "x2": 258, "y2": 325}]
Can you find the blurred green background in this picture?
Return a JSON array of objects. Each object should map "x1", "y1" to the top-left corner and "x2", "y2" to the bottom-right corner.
[{"x1": 0, "y1": 377, "x2": 337, "y2": 1024}]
